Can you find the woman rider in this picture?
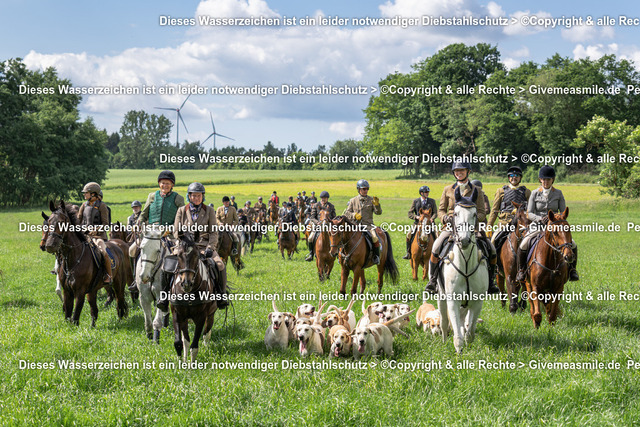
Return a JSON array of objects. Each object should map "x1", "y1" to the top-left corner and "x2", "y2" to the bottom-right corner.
[
  {"x1": 516, "y1": 165, "x2": 579, "y2": 282},
  {"x1": 77, "y1": 182, "x2": 112, "y2": 286},
  {"x1": 173, "y1": 182, "x2": 228, "y2": 308}
]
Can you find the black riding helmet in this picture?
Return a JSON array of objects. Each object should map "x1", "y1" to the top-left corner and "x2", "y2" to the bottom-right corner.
[
  {"x1": 451, "y1": 161, "x2": 471, "y2": 172},
  {"x1": 419, "y1": 185, "x2": 430, "y2": 194},
  {"x1": 320, "y1": 191, "x2": 330, "y2": 198},
  {"x1": 507, "y1": 166, "x2": 523, "y2": 176},
  {"x1": 539, "y1": 165, "x2": 556, "y2": 180},
  {"x1": 158, "y1": 170, "x2": 175, "y2": 184},
  {"x1": 222, "y1": 196, "x2": 230, "y2": 202},
  {"x1": 187, "y1": 182, "x2": 205, "y2": 204}
]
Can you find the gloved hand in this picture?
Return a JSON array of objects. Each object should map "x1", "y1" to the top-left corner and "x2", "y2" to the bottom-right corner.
[
  {"x1": 487, "y1": 230, "x2": 493, "y2": 239},
  {"x1": 204, "y1": 247, "x2": 214, "y2": 258},
  {"x1": 372, "y1": 196, "x2": 380, "y2": 206},
  {"x1": 355, "y1": 213, "x2": 362, "y2": 221}
]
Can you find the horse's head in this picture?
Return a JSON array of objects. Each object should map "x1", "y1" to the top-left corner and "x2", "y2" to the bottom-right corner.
[
  {"x1": 328, "y1": 216, "x2": 348, "y2": 258},
  {"x1": 547, "y1": 207, "x2": 573, "y2": 263},
  {"x1": 45, "y1": 200, "x2": 70, "y2": 253},
  {"x1": 418, "y1": 207, "x2": 433, "y2": 241},
  {"x1": 453, "y1": 187, "x2": 478, "y2": 249},
  {"x1": 512, "y1": 202, "x2": 531, "y2": 238},
  {"x1": 40, "y1": 211, "x2": 50, "y2": 251},
  {"x1": 174, "y1": 231, "x2": 200, "y2": 293},
  {"x1": 318, "y1": 210, "x2": 330, "y2": 223},
  {"x1": 138, "y1": 226, "x2": 163, "y2": 284}
]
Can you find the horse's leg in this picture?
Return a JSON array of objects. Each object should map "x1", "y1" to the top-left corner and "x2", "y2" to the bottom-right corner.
[
  {"x1": 139, "y1": 283, "x2": 154, "y2": 339},
  {"x1": 340, "y1": 267, "x2": 349, "y2": 295},
  {"x1": 63, "y1": 286, "x2": 74, "y2": 321},
  {"x1": 525, "y1": 278, "x2": 542, "y2": 328},
  {"x1": 438, "y1": 299, "x2": 449, "y2": 343},
  {"x1": 190, "y1": 314, "x2": 207, "y2": 362},
  {"x1": 411, "y1": 243, "x2": 419, "y2": 280},
  {"x1": 87, "y1": 291, "x2": 99, "y2": 328},
  {"x1": 351, "y1": 267, "x2": 361, "y2": 294},
  {"x1": 464, "y1": 301, "x2": 482, "y2": 345},
  {"x1": 71, "y1": 291, "x2": 86, "y2": 326},
  {"x1": 377, "y1": 262, "x2": 384, "y2": 294},
  {"x1": 180, "y1": 319, "x2": 191, "y2": 363},
  {"x1": 114, "y1": 274, "x2": 128, "y2": 320},
  {"x1": 447, "y1": 299, "x2": 465, "y2": 353},
  {"x1": 172, "y1": 309, "x2": 183, "y2": 358},
  {"x1": 547, "y1": 284, "x2": 565, "y2": 325}
]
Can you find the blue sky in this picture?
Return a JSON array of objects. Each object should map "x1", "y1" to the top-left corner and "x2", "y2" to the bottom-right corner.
[{"x1": 3, "y1": 0, "x2": 640, "y2": 152}]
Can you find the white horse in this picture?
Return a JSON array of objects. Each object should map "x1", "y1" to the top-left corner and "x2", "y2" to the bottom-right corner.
[
  {"x1": 438, "y1": 188, "x2": 488, "y2": 353},
  {"x1": 136, "y1": 225, "x2": 170, "y2": 343}
]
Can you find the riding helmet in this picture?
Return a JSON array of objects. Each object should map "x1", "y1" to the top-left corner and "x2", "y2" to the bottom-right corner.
[
  {"x1": 157, "y1": 170, "x2": 175, "y2": 184},
  {"x1": 451, "y1": 161, "x2": 471, "y2": 172},
  {"x1": 222, "y1": 196, "x2": 230, "y2": 202},
  {"x1": 538, "y1": 165, "x2": 556, "y2": 180},
  {"x1": 131, "y1": 200, "x2": 142, "y2": 208},
  {"x1": 356, "y1": 179, "x2": 370, "y2": 189},
  {"x1": 419, "y1": 185, "x2": 430, "y2": 194},
  {"x1": 82, "y1": 182, "x2": 101, "y2": 194},
  {"x1": 507, "y1": 166, "x2": 523, "y2": 176},
  {"x1": 320, "y1": 191, "x2": 330, "y2": 198},
  {"x1": 187, "y1": 182, "x2": 205, "y2": 194}
]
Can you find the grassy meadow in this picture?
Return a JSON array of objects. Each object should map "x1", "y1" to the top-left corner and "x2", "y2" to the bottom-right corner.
[{"x1": 1, "y1": 169, "x2": 640, "y2": 425}]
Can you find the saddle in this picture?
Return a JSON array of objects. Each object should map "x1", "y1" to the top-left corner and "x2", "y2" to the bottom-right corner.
[
  {"x1": 88, "y1": 240, "x2": 116, "y2": 270},
  {"x1": 493, "y1": 229, "x2": 510, "y2": 254},
  {"x1": 526, "y1": 233, "x2": 543, "y2": 265}
]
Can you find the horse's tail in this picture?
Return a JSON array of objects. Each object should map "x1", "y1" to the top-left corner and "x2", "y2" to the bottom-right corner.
[{"x1": 383, "y1": 230, "x2": 399, "y2": 285}]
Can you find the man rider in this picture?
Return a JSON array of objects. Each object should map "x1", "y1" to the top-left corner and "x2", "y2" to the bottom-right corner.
[
  {"x1": 304, "y1": 191, "x2": 337, "y2": 261},
  {"x1": 403, "y1": 185, "x2": 437, "y2": 260},
  {"x1": 343, "y1": 179, "x2": 382, "y2": 265}
]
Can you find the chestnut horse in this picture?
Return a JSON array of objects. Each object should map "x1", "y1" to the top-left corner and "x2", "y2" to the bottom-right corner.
[
  {"x1": 496, "y1": 202, "x2": 530, "y2": 314},
  {"x1": 44, "y1": 200, "x2": 128, "y2": 326},
  {"x1": 268, "y1": 201, "x2": 279, "y2": 225},
  {"x1": 328, "y1": 216, "x2": 399, "y2": 295},
  {"x1": 410, "y1": 207, "x2": 434, "y2": 281},
  {"x1": 296, "y1": 198, "x2": 306, "y2": 230},
  {"x1": 170, "y1": 231, "x2": 218, "y2": 362},
  {"x1": 314, "y1": 210, "x2": 335, "y2": 281},
  {"x1": 256, "y1": 209, "x2": 269, "y2": 242},
  {"x1": 109, "y1": 221, "x2": 138, "y2": 305},
  {"x1": 523, "y1": 208, "x2": 573, "y2": 328}
]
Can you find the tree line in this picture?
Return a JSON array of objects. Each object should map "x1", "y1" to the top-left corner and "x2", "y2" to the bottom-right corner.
[{"x1": 3, "y1": 43, "x2": 640, "y2": 206}]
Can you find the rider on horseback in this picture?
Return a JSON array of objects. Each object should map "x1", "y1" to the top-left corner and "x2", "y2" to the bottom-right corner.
[
  {"x1": 280, "y1": 202, "x2": 300, "y2": 245},
  {"x1": 344, "y1": 179, "x2": 382, "y2": 265},
  {"x1": 424, "y1": 162, "x2": 500, "y2": 295},
  {"x1": 254, "y1": 196, "x2": 267, "y2": 214},
  {"x1": 488, "y1": 166, "x2": 531, "y2": 248},
  {"x1": 403, "y1": 185, "x2": 437, "y2": 260},
  {"x1": 174, "y1": 182, "x2": 229, "y2": 309},
  {"x1": 216, "y1": 196, "x2": 241, "y2": 257},
  {"x1": 516, "y1": 165, "x2": 579, "y2": 282},
  {"x1": 305, "y1": 191, "x2": 337, "y2": 261},
  {"x1": 128, "y1": 200, "x2": 142, "y2": 228},
  {"x1": 78, "y1": 182, "x2": 112, "y2": 286}
]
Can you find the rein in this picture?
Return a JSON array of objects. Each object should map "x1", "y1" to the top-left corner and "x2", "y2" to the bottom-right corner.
[
  {"x1": 448, "y1": 210, "x2": 486, "y2": 308},
  {"x1": 330, "y1": 226, "x2": 363, "y2": 265},
  {"x1": 531, "y1": 220, "x2": 571, "y2": 276}
]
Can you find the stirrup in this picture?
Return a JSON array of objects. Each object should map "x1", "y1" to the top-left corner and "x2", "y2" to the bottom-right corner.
[
  {"x1": 103, "y1": 273, "x2": 112, "y2": 284},
  {"x1": 569, "y1": 270, "x2": 579, "y2": 281},
  {"x1": 231, "y1": 248, "x2": 238, "y2": 255},
  {"x1": 305, "y1": 252, "x2": 314, "y2": 262},
  {"x1": 424, "y1": 280, "x2": 438, "y2": 295},
  {"x1": 515, "y1": 270, "x2": 526, "y2": 282},
  {"x1": 372, "y1": 256, "x2": 380, "y2": 265},
  {"x1": 402, "y1": 252, "x2": 411, "y2": 260},
  {"x1": 487, "y1": 282, "x2": 500, "y2": 294}
]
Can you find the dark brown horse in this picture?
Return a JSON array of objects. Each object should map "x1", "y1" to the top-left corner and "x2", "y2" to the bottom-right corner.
[
  {"x1": 524, "y1": 208, "x2": 573, "y2": 328},
  {"x1": 315, "y1": 210, "x2": 335, "y2": 281},
  {"x1": 255, "y1": 209, "x2": 269, "y2": 242},
  {"x1": 296, "y1": 198, "x2": 306, "y2": 229},
  {"x1": 108, "y1": 221, "x2": 138, "y2": 305},
  {"x1": 217, "y1": 231, "x2": 244, "y2": 272},
  {"x1": 44, "y1": 200, "x2": 128, "y2": 326},
  {"x1": 496, "y1": 202, "x2": 530, "y2": 314},
  {"x1": 170, "y1": 231, "x2": 218, "y2": 362},
  {"x1": 278, "y1": 219, "x2": 297, "y2": 260},
  {"x1": 328, "y1": 216, "x2": 399, "y2": 295},
  {"x1": 410, "y1": 208, "x2": 434, "y2": 281}
]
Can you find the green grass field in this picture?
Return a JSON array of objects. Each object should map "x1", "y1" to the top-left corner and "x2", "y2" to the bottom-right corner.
[{"x1": 2, "y1": 170, "x2": 640, "y2": 425}]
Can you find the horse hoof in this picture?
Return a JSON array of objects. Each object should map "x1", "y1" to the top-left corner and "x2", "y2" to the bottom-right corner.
[
  {"x1": 147, "y1": 332, "x2": 153, "y2": 340},
  {"x1": 153, "y1": 330, "x2": 161, "y2": 344}
]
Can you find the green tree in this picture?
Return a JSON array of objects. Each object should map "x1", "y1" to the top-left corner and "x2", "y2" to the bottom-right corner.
[
  {"x1": 116, "y1": 110, "x2": 172, "y2": 168},
  {"x1": 0, "y1": 58, "x2": 108, "y2": 205}
]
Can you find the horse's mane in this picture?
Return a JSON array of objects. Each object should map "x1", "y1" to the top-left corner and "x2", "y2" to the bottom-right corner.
[{"x1": 52, "y1": 201, "x2": 84, "y2": 242}]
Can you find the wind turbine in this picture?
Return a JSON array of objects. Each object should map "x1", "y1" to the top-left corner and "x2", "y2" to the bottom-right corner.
[
  {"x1": 155, "y1": 94, "x2": 191, "y2": 146},
  {"x1": 203, "y1": 112, "x2": 235, "y2": 150}
]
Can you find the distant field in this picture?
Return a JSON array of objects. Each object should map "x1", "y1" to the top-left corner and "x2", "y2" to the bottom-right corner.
[{"x1": 2, "y1": 170, "x2": 640, "y2": 425}]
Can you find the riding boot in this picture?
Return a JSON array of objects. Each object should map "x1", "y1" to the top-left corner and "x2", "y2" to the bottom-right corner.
[
  {"x1": 156, "y1": 272, "x2": 172, "y2": 311},
  {"x1": 515, "y1": 248, "x2": 528, "y2": 282},
  {"x1": 372, "y1": 243, "x2": 380, "y2": 265},
  {"x1": 487, "y1": 263, "x2": 500, "y2": 294},
  {"x1": 305, "y1": 237, "x2": 315, "y2": 262},
  {"x1": 569, "y1": 247, "x2": 579, "y2": 281},
  {"x1": 403, "y1": 237, "x2": 411, "y2": 260},
  {"x1": 424, "y1": 255, "x2": 440, "y2": 295},
  {"x1": 216, "y1": 268, "x2": 229, "y2": 309}
]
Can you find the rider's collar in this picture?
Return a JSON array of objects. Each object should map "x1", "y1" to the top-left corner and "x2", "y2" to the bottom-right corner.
[{"x1": 508, "y1": 184, "x2": 519, "y2": 190}]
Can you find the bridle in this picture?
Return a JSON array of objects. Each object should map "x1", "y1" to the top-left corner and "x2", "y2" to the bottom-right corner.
[{"x1": 531, "y1": 219, "x2": 572, "y2": 276}]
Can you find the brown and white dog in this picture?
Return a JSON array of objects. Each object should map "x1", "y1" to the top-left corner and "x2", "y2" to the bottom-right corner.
[
  {"x1": 296, "y1": 302, "x2": 327, "y2": 357},
  {"x1": 265, "y1": 300, "x2": 289, "y2": 350},
  {"x1": 356, "y1": 301, "x2": 383, "y2": 329},
  {"x1": 352, "y1": 309, "x2": 416, "y2": 360},
  {"x1": 373, "y1": 303, "x2": 411, "y2": 337},
  {"x1": 324, "y1": 298, "x2": 356, "y2": 332},
  {"x1": 416, "y1": 302, "x2": 442, "y2": 335},
  {"x1": 296, "y1": 303, "x2": 316, "y2": 320},
  {"x1": 328, "y1": 325, "x2": 352, "y2": 358}
]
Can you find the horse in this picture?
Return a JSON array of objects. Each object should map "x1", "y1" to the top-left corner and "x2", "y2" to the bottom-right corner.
[
  {"x1": 438, "y1": 188, "x2": 488, "y2": 354},
  {"x1": 314, "y1": 210, "x2": 335, "y2": 281},
  {"x1": 496, "y1": 202, "x2": 530, "y2": 314},
  {"x1": 278, "y1": 219, "x2": 297, "y2": 260},
  {"x1": 410, "y1": 208, "x2": 435, "y2": 281},
  {"x1": 238, "y1": 214, "x2": 256, "y2": 255},
  {"x1": 108, "y1": 221, "x2": 138, "y2": 306},
  {"x1": 135, "y1": 225, "x2": 171, "y2": 343},
  {"x1": 170, "y1": 231, "x2": 218, "y2": 362},
  {"x1": 256, "y1": 209, "x2": 269, "y2": 242},
  {"x1": 268, "y1": 201, "x2": 279, "y2": 225},
  {"x1": 296, "y1": 198, "x2": 306, "y2": 229},
  {"x1": 41, "y1": 203, "x2": 79, "y2": 302},
  {"x1": 43, "y1": 200, "x2": 128, "y2": 326},
  {"x1": 328, "y1": 216, "x2": 399, "y2": 295},
  {"x1": 217, "y1": 230, "x2": 245, "y2": 272},
  {"x1": 523, "y1": 208, "x2": 573, "y2": 329}
]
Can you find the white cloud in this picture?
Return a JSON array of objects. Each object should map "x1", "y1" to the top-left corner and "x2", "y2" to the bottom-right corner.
[
  {"x1": 329, "y1": 122, "x2": 365, "y2": 139},
  {"x1": 572, "y1": 43, "x2": 619, "y2": 60},
  {"x1": 562, "y1": 24, "x2": 615, "y2": 43},
  {"x1": 503, "y1": 10, "x2": 553, "y2": 36}
]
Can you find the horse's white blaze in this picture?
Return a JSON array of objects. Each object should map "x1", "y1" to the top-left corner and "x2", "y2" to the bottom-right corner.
[
  {"x1": 54, "y1": 259, "x2": 62, "y2": 302},
  {"x1": 438, "y1": 204, "x2": 488, "y2": 354}
]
